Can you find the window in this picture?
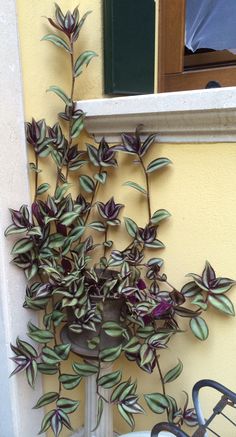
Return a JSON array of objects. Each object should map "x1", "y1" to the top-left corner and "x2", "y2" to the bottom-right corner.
[
  {"x1": 158, "y1": 0, "x2": 236, "y2": 92},
  {"x1": 103, "y1": 0, "x2": 155, "y2": 95}
]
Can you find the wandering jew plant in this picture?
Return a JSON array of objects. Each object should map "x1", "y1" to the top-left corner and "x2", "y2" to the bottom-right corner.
[{"x1": 6, "y1": 4, "x2": 236, "y2": 436}]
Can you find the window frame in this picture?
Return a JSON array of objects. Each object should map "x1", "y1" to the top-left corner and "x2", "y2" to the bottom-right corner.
[{"x1": 158, "y1": 0, "x2": 236, "y2": 92}]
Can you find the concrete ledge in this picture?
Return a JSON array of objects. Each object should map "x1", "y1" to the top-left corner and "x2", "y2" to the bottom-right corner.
[{"x1": 77, "y1": 87, "x2": 236, "y2": 143}]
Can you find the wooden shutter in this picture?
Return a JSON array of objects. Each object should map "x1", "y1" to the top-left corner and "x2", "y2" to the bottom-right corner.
[{"x1": 103, "y1": 0, "x2": 155, "y2": 95}]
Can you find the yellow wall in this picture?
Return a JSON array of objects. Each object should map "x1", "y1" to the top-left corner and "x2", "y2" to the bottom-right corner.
[{"x1": 16, "y1": 1, "x2": 236, "y2": 436}]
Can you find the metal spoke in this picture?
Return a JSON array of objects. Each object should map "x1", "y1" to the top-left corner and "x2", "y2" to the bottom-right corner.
[
  {"x1": 206, "y1": 426, "x2": 221, "y2": 437},
  {"x1": 220, "y1": 411, "x2": 236, "y2": 427}
]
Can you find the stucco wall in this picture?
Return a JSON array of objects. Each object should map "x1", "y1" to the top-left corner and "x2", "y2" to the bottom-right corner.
[{"x1": 16, "y1": 1, "x2": 236, "y2": 436}]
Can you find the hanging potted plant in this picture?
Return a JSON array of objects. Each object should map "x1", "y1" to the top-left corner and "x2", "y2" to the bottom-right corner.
[{"x1": 6, "y1": 4, "x2": 236, "y2": 436}]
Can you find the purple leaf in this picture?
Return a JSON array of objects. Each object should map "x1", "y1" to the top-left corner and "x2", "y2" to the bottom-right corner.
[
  {"x1": 152, "y1": 301, "x2": 172, "y2": 318},
  {"x1": 209, "y1": 277, "x2": 236, "y2": 294},
  {"x1": 202, "y1": 261, "x2": 216, "y2": 287},
  {"x1": 97, "y1": 197, "x2": 124, "y2": 220}
]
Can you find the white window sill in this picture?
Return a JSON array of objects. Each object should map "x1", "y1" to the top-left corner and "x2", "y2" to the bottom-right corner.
[{"x1": 78, "y1": 87, "x2": 236, "y2": 143}]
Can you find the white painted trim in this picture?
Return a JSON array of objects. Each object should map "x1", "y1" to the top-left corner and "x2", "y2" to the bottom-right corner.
[
  {"x1": 0, "y1": 1, "x2": 44, "y2": 436},
  {"x1": 72, "y1": 366, "x2": 114, "y2": 437},
  {"x1": 77, "y1": 87, "x2": 236, "y2": 142}
]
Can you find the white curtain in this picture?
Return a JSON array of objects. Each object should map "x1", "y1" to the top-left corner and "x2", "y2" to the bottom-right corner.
[{"x1": 185, "y1": 0, "x2": 236, "y2": 53}]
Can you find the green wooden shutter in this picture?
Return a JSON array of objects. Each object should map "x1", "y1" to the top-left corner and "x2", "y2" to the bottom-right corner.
[{"x1": 103, "y1": 0, "x2": 155, "y2": 95}]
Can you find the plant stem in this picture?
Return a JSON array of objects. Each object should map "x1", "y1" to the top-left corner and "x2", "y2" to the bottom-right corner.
[
  {"x1": 51, "y1": 296, "x2": 62, "y2": 393},
  {"x1": 66, "y1": 38, "x2": 75, "y2": 180},
  {"x1": 158, "y1": 366, "x2": 166, "y2": 397},
  {"x1": 56, "y1": 38, "x2": 75, "y2": 188},
  {"x1": 34, "y1": 152, "x2": 39, "y2": 201},
  {"x1": 157, "y1": 274, "x2": 176, "y2": 292},
  {"x1": 139, "y1": 156, "x2": 151, "y2": 222},
  {"x1": 103, "y1": 225, "x2": 108, "y2": 258},
  {"x1": 70, "y1": 40, "x2": 75, "y2": 102},
  {"x1": 155, "y1": 352, "x2": 166, "y2": 397},
  {"x1": 96, "y1": 360, "x2": 109, "y2": 404},
  {"x1": 83, "y1": 166, "x2": 102, "y2": 228}
]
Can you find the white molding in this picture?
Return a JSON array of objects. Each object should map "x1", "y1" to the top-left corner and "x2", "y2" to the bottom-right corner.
[
  {"x1": 77, "y1": 87, "x2": 236, "y2": 143},
  {"x1": 0, "y1": 1, "x2": 44, "y2": 436},
  {"x1": 72, "y1": 366, "x2": 114, "y2": 437}
]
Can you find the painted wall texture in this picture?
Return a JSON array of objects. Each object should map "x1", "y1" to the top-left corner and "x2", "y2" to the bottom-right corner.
[{"x1": 16, "y1": 0, "x2": 236, "y2": 436}]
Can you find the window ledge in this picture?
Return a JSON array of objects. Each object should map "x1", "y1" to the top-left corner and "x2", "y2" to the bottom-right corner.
[{"x1": 78, "y1": 87, "x2": 236, "y2": 143}]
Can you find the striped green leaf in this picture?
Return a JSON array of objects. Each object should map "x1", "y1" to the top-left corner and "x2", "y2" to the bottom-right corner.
[
  {"x1": 71, "y1": 116, "x2": 84, "y2": 138},
  {"x1": 4, "y1": 224, "x2": 27, "y2": 236},
  {"x1": 111, "y1": 381, "x2": 136, "y2": 402},
  {"x1": 59, "y1": 374, "x2": 82, "y2": 390},
  {"x1": 163, "y1": 360, "x2": 183, "y2": 383},
  {"x1": 145, "y1": 239, "x2": 165, "y2": 249},
  {"x1": 119, "y1": 382, "x2": 137, "y2": 401},
  {"x1": 140, "y1": 344, "x2": 154, "y2": 367},
  {"x1": 191, "y1": 294, "x2": 208, "y2": 310},
  {"x1": 48, "y1": 233, "x2": 65, "y2": 249},
  {"x1": 151, "y1": 209, "x2": 171, "y2": 224},
  {"x1": 117, "y1": 404, "x2": 135, "y2": 429},
  {"x1": 190, "y1": 316, "x2": 209, "y2": 341},
  {"x1": 68, "y1": 225, "x2": 85, "y2": 241},
  {"x1": 26, "y1": 360, "x2": 37, "y2": 388},
  {"x1": 42, "y1": 34, "x2": 71, "y2": 52},
  {"x1": 60, "y1": 211, "x2": 79, "y2": 226},
  {"x1": 98, "y1": 370, "x2": 122, "y2": 389},
  {"x1": 57, "y1": 410, "x2": 72, "y2": 430},
  {"x1": 28, "y1": 329, "x2": 54, "y2": 344},
  {"x1": 123, "y1": 337, "x2": 140, "y2": 354},
  {"x1": 92, "y1": 397, "x2": 104, "y2": 432},
  {"x1": 146, "y1": 158, "x2": 172, "y2": 173},
  {"x1": 11, "y1": 238, "x2": 34, "y2": 255},
  {"x1": 28, "y1": 226, "x2": 42, "y2": 237},
  {"x1": 73, "y1": 362, "x2": 98, "y2": 376},
  {"x1": 79, "y1": 175, "x2": 95, "y2": 193},
  {"x1": 42, "y1": 347, "x2": 61, "y2": 365},
  {"x1": 36, "y1": 183, "x2": 50, "y2": 195},
  {"x1": 47, "y1": 85, "x2": 71, "y2": 105},
  {"x1": 123, "y1": 181, "x2": 147, "y2": 195},
  {"x1": 37, "y1": 363, "x2": 58, "y2": 375},
  {"x1": 144, "y1": 392, "x2": 169, "y2": 414},
  {"x1": 16, "y1": 338, "x2": 38, "y2": 358},
  {"x1": 181, "y1": 281, "x2": 201, "y2": 297},
  {"x1": 74, "y1": 50, "x2": 98, "y2": 77},
  {"x1": 88, "y1": 221, "x2": 106, "y2": 232},
  {"x1": 87, "y1": 143, "x2": 99, "y2": 166},
  {"x1": 34, "y1": 392, "x2": 59, "y2": 409},
  {"x1": 54, "y1": 344, "x2": 71, "y2": 360},
  {"x1": 102, "y1": 322, "x2": 124, "y2": 337},
  {"x1": 209, "y1": 294, "x2": 235, "y2": 316},
  {"x1": 124, "y1": 217, "x2": 138, "y2": 238},
  {"x1": 95, "y1": 172, "x2": 107, "y2": 184},
  {"x1": 57, "y1": 397, "x2": 80, "y2": 414},
  {"x1": 99, "y1": 344, "x2": 122, "y2": 362},
  {"x1": 39, "y1": 410, "x2": 55, "y2": 434}
]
